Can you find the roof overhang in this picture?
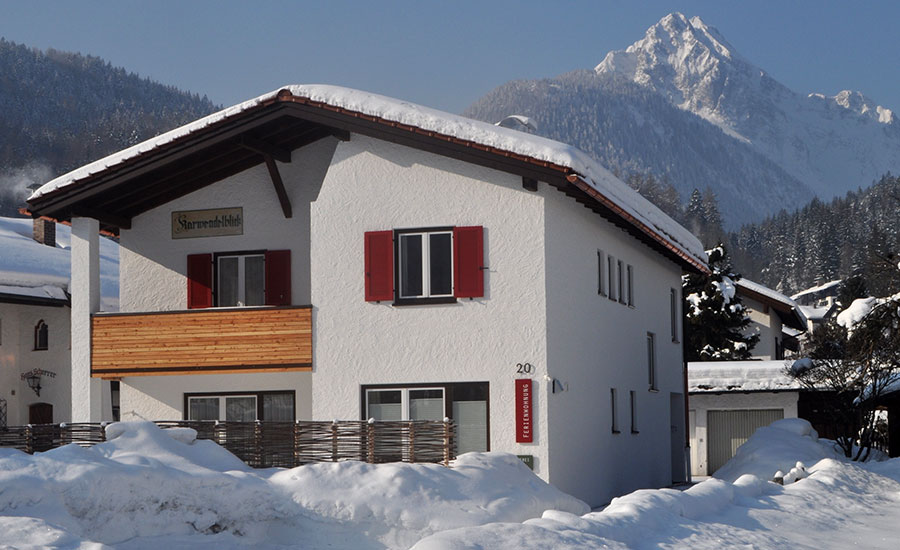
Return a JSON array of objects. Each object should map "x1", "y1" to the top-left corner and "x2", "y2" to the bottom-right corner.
[
  {"x1": 737, "y1": 284, "x2": 807, "y2": 331},
  {"x1": 0, "y1": 292, "x2": 69, "y2": 307},
  {"x1": 28, "y1": 88, "x2": 707, "y2": 274}
]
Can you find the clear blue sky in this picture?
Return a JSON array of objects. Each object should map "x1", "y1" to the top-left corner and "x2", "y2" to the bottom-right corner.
[{"x1": 2, "y1": 1, "x2": 899, "y2": 114}]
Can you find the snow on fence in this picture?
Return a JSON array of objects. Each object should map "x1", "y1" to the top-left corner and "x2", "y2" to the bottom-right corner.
[{"x1": 0, "y1": 420, "x2": 457, "y2": 467}]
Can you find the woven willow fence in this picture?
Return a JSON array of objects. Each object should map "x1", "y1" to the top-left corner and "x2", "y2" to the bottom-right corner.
[{"x1": 0, "y1": 420, "x2": 456, "y2": 467}]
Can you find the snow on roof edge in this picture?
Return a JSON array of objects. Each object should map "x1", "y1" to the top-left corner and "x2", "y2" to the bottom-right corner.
[
  {"x1": 29, "y1": 84, "x2": 706, "y2": 267},
  {"x1": 737, "y1": 278, "x2": 807, "y2": 326}
]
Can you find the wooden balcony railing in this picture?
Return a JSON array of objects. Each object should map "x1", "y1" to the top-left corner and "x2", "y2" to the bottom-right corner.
[{"x1": 91, "y1": 306, "x2": 312, "y2": 378}]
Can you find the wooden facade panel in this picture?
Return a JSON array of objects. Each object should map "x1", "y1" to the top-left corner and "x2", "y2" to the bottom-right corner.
[{"x1": 91, "y1": 306, "x2": 312, "y2": 378}]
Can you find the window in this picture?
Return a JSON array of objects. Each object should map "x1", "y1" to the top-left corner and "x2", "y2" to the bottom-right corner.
[
  {"x1": 610, "y1": 388, "x2": 620, "y2": 433},
  {"x1": 607, "y1": 256, "x2": 616, "y2": 302},
  {"x1": 187, "y1": 250, "x2": 291, "y2": 309},
  {"x1": 617, "y1": 260, "x2": 625, "y2": 304},
  {"x1": 34, "y1": 320, "x2": 48, "y2": 351},
  {"x1": 364, "y1": 226, "x2": 484, "y2": 304},
  {"x1": 362, "y1": 382, "x2": 489, "y2": 454},
  {"x1": 627, "y1": 265, "x2": 634, "y2": 307},
  {"x1": 670, "y1": 288, "x2": 679, "y2": 342},
  {"x1": 597, "y1": 250, "x2": 607, "y2": 296},
  {"x1": 647, "y1": 332, "x2": 657, "y2": 391},
  {"x1": 217, "y1": 253, "x2": 265, "y2": 306},
  {"x1": 398, "y1": 230, "x2": 454, "y2": 300},
  {"x1": 185, "y1": 391, "x2": 295, "y2": 421},
  {"x1": 630, "y1": 390, "x2": 639, "y2": 433}
]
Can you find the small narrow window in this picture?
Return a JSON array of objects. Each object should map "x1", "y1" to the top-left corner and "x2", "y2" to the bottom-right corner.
[
  {"x1": 597, "y1": 250, "x2": 607, "y2": 296},
  {"x1": 34, "y1": 320, "x2": 48, "y2": 351},
  {"x1": 617, "y1": 260, "x2": 625, "y2": 304},
  {"x1": 630, "y1": 390, "x2": 639, "y2": 433},
  {"x1": 627, "y1": 265, "x2": 634, "y2": 307},
  {"x1": 611, "y1": 388, "x2": 620, "y2": 433},
  {"x1": 670, "y1": 288, "x2": 679, "y2": 342},
  {"x1": 607, "y1": 256, "x2": 616, "y2": 302},
  {"x1": 647, "y1": 332, "x2": 657, "y2": 391}
]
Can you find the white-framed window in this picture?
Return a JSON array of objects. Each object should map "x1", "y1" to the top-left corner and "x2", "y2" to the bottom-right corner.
[
  {"x1": 397, "y1": 230, "x2": 454, "y2": 300},
  {"x1": 610, "y1": 388, "x2": 620, "y2": 434},
  {"x1": 366, "y1": 387, "x2": 446, "y2": 421},
  {"x1": 216, "y1": 253, "x2": 265, "y2": 307},
  {"x1": 647, "y1": 332, "x2": 657, "y2": 391}
]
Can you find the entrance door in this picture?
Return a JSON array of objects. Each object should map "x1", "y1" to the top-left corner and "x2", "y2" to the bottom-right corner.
[
  {"x1": 670, "y1": 393, "x2": 687, "y2": 483},
  {"x1": 29, "y1": 402, "x2": 53, "y2": 424},
  {"x1": 707, "y1": 409, "x2": 783, "y2": 474}
]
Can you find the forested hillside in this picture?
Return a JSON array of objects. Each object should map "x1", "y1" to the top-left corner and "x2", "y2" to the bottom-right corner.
[
  {"x1": 729, "y1": 175, "x2": 900, "y2": 296},
  {"x1": 0, "y1": 38, "x2": 216, "y2": 215}
]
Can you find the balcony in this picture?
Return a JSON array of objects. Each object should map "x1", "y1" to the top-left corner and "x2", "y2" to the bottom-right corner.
[{"x1": 91, "y1": 306, "x2": 312, "y2": 379}]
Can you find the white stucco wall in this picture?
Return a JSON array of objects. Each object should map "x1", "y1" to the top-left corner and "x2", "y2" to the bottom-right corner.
[
  {"x1": 0, "y1": 302, "x2": 71, "y2": 425},
  {"x1": 120, "y1": 372, "x2": 312, "y2": 421},
  {"x1": 114, "y1": 138, "x2": 336, "y2": 420},
  {"x1": 543, "y1": 187, "x2": 687, "y2": 507},
  {"x1": 743, "y1": 296, "x2": 782, "y2": 360},
  {"x1": 118, "y1": 137, "x2": 337, "y2": 312},
  {"x1": 688, "y1": 391, "x2": 798, "y2": 476},
  {"x1": 309, "y1": 135, "x2": 551, "y2": 475}
]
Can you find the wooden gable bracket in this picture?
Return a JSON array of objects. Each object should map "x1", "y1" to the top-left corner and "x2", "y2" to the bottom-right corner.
[
  {"x1": 330, "y1": 129, "x2": 351, "y2": 142},
  {"x1": 264, "y1": 156, "x2": 292, "y2": 219},
  {"x1": 522, "y1": 177, "x2": 539, "y2": 192},
  {"x1": 238, "y1": 136, "x2": 293, "y2": 219}
]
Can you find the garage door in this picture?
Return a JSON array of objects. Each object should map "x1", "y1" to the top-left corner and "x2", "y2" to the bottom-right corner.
[{"x1": 708, "y1": 409, "x2": 784, "y2": 474}]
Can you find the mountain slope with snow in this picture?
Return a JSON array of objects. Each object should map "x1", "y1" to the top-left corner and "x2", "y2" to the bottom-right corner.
[
  {"x1": 595, "y1": 12, "x2": 900, "y2": 202},
  {"x1": 466, "y1": 13, "x2": 900, "y2": 226}
]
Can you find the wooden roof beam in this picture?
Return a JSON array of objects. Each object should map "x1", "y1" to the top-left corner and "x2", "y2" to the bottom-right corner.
[
  {"x1": 73, "y1": 207, "x2": 132, "y2": 230},
  {"x1": 239, "y1": 135, "x2": 292, "y2": 163},
  {"x1": 264, "y1": 155, "x2": 292, "y2": 218}
]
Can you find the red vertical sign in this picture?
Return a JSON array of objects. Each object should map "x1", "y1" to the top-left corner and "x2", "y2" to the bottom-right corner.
[{"x1": 516, "y1": 379, "x2": 533, "y2": 443}]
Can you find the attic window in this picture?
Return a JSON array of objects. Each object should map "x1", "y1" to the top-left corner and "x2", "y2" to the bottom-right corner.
[{"x1": 34, "y1": 320, "x2": 48, "y2": 351}]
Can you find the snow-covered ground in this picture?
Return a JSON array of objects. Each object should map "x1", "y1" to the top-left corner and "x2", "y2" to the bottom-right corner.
[{"x1": 2, "y1": 419, "x2": 900, "y2": 549}]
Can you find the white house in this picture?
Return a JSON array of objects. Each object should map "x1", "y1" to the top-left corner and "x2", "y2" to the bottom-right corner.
[
  {"x1": 688, "y1": 279, "x2": 807, "y2": 476},
  {"x1": 0, "y1": 216, "x2": 118, "y2": 425},
  {"x1": 26, "y1": 85, "x2": 707, "y2": 506}
]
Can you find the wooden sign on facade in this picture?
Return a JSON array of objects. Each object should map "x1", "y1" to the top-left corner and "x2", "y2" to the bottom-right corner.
[{"x1": 171, "y1": 208, "x2": 243, "y2": 239}]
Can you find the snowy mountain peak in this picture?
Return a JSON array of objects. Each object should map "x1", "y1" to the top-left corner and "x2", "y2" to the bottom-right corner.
[
  {"x1": 829, "y1": 90, "x2": 894, "y2": 124},
  {"x1": 595, "y1": 13, "x2": 759, "y2": 121}
]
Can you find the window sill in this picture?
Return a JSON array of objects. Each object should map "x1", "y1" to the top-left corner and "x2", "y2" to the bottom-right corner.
[
  {"x1": 611, "y1": 429, "x2": 621, "y2": 434},
  {"x1": 648, "y1": 388, "x2": 659, "y2": 393},
  {"x1": 393, "y1": 297, "x2": 458, "y2": 307},
  {"x1": 631, "y1": 430, "x2": 640, "y2": 434}
]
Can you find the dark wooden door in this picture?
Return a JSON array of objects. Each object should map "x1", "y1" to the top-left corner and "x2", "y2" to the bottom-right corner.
[{"x1": 29, "y1": 402, "x2": 53, "y2": 424}]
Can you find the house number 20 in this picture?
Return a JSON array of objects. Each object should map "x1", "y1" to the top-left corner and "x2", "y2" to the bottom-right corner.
[{"x1": 516, "y1": 363, "x2": 534, "y2": 375}]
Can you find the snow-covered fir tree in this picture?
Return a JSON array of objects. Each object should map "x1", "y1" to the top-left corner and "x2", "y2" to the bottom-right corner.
[{"x1": 683, "y1": 245, "x2": 758, "y2": 361}]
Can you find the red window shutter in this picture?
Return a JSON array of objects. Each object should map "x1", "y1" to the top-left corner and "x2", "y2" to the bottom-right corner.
[
  {"x1": 453, "y1": 226, "x2": 484, "y2": 298},
  {"x1": 265, "y1": 249, "x2": 292, "y2": 306},
  {"x1": 365, "y1": 231, "x2": 393, "y2": 301},
  {"x1": 187, "y1": 253, "x2": 213, "y2": 309}
]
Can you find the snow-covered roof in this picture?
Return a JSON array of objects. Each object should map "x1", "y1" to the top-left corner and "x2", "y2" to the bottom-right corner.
[
  {"x1": 0, "y1": 216, "x2": 119, "y2": 310},
  {"x1": 29, "y1": 85, "x2": 706, "y2": 270},
  {"x1": 798, "y1": 303, "x2": 832, "y2": 322},
  {"x1": 688, "y1": 360, "x2": 802, "y2": 393},
  {"x1": 791, "y1": 279, "x2": 841, "y2": 301},
  {"x1": 735, "y1": 278, "x2": 807, "y2": 330}
]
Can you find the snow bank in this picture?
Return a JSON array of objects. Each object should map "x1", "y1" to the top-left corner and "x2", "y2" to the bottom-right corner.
[
  {"x1": 0, "y1": 422, "x2": 585, "y2": 549},
  {"x1": 412, "y1": 417, "x2": 872, "y2": 550},
  {"x1": 713, "y1": 418, "x2": 839, "y2": 482}
]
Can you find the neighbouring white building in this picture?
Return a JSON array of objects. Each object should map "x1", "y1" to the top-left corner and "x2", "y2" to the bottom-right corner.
[
  {"x1": 688, "y1": 279, "x2": 807, "y2": 476},
  {"x1": 26, "y1": 85, "x2": 707, "y2": 506},
  {"x1": 0, "y1": 216, "x2": 118, "y2": 425}
]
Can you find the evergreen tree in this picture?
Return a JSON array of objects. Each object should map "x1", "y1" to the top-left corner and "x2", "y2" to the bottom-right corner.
[{"x1": 683, "y1": 245, "x2": 759, "y2": 361}]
